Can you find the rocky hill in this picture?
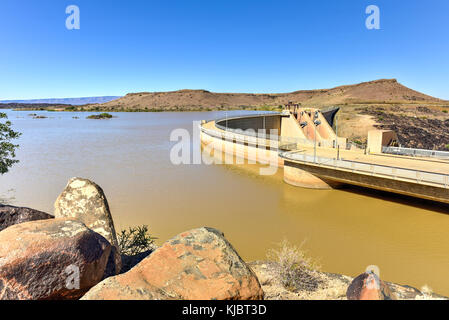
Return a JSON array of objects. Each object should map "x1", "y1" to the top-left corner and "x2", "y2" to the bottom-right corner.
[{"x1": 84, "y1": 79, "x2": 446, "y2": 111}]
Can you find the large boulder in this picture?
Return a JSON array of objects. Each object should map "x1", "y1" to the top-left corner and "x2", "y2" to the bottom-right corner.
[
  {"x1": 82, "y1": 227, "x2": 264, "y2": 300},
  {"x1": 0, "y1": 204, "x2": 53, "y2": 232},
  {"x1": 120, "y1": 250, "x2": 154, "y2": 274},
  {"x1": 346, "y1": 271, "x2": 396, "y2": 300},
  {"x1": 54, "y1": 177, "x2": 121, "y2": 275},
  {"x1": 0, "y1": 218, "x2": 112, "y2": 300}
]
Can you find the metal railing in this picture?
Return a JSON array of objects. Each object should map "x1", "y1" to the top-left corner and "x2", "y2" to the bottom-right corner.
[
  {"x1": 214, "y1": 112, "x2": 281, "y2": 126},
  {"x1": 200, "y1": 126, "x2": 281, "y2": 149},
  {"x1": 279, "y1": 151, "x2": 449, "y2": 189},
  {"x1": 203, "y1": 116, "x2": 363, "y2": 153},
  {"x1": 382, "y1": 146, "x2": 449, "y2": 160},
  {"x1": 202, "y1": 123, "x2": 345, "y2": 152}
]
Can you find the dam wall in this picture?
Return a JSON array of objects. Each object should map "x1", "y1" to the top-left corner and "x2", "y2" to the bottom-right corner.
[
  {"x1": 201, "y1": 112, "x2": 340, "y2": 188},
  {"x1": 296, "y1": 110, "x2": 320, "y2": 141},
  {"x1": 280, "y1": 114, "x2": 308, "y2": 141},
  {"x1": 201, "y1": 112, "x2": 449, "y2": 204},
  {"x1": 200, "y1": 123, "x2": 284, "y2": 168},
  {"x1": 216, "y1": 114, "x2": 281, "y2": 136},
  {"x1": 281, "y1": 153, "x2": 449, "y2": 204},
  {"x1": 283, "y1": 164, "x2": 340, "y2": 189}
]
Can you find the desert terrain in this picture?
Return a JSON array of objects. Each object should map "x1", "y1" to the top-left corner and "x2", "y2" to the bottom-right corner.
[{"x1": 80, "y1": 78, "x2": 445, "y2": 111}]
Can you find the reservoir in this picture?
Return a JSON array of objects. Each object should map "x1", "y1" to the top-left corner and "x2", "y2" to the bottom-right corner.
[{"x1": 1, "y1": 109, "x2": 449, "y2": 295}]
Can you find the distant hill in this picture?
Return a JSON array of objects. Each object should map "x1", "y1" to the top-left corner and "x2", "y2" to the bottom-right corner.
[
  {"x1": 83, "y1": 79, "x2": 447, "y2": 111},
  {"x1": 0, "y1": 103, "x2": 71, "y2": 110},
  {"x1": 0, "y1": 96, "x2": 121, "y2": 106}
]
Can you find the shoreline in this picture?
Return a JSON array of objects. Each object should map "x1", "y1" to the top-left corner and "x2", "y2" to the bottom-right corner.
[
  {"x1": 248, "y1": 261, "x2": 447, "y2": 300},
  {"x1": 4, "y1": 100, "x2": 448, "y2": 114},
  {"x1": 1, "y1": 178, "x2": 448, "y2": 300}
]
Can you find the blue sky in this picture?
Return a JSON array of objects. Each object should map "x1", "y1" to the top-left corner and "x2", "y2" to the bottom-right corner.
[{"x1": 0, "y1": 0, "x2": 448, "y2": 100}]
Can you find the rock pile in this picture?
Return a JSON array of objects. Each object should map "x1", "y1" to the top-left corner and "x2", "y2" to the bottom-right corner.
[{"x1": 0, "y1": 178, "x2": 264, "y2": 300}]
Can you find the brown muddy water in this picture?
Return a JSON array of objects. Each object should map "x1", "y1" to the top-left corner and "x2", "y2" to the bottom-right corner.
[{"x1": 1, "y1": 110, "x2": 449, "y2": 295}]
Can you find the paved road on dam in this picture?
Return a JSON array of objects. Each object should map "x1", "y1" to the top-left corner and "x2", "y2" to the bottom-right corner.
[{"x1": 293, "y1": 145, "x2": 449, "y2": 175}]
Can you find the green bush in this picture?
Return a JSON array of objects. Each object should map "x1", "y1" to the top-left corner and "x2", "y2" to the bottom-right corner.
[
  {"x1": 86, "y1": 113, "x2": 113, "y2": 119},
  {"x1": 118, "y1": 225, "x2": 157, "y2": 256},
  {"x1": 0, "y1": 113, "x2": 21, "y2": 174}
]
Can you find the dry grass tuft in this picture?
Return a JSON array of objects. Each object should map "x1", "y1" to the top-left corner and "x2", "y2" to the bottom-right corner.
[
  {"x1": 414, "y1": 285, "x2": 445, "y2": 300},
  {"x1": 267, "y1": 239, "x2": 322, "y2": 292}
]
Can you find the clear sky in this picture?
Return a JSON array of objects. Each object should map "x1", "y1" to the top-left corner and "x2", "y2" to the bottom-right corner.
[{"x1": 1, "y1": 0, "x2": 448, "y2": 100}]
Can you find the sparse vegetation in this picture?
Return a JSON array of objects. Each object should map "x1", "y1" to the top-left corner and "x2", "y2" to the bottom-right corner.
[
  {"x1": 267, "y1": 239, "x2": 322, "y2": 292},
  {"x1": 118, "y1": 225, "x2": 157, "y2": 256},
  {"x1": 257, "y1": 105, "x2": 282, "y2": 111},
  {"x1": 86, "y1": 112, "x2": 113, "y2": 119}
]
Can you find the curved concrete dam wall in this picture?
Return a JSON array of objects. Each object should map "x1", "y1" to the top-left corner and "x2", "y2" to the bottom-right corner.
[
  {"x1": 202, "y1": 112, "x2": 449, "y2": 205},
  {"x1": 200, "y1": 128, "x2": 284, "y2": 168},
  {"x1": 216, "y1": 114, "x2": 281, "y2": 135},
  {"x1": 201, "y1": 113, "x2": 335, "y2": 187}
]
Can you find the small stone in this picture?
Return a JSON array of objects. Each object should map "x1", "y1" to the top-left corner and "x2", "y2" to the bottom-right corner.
[{"x1": 347, "y1": 271, "x2": 396, "y2": 300}]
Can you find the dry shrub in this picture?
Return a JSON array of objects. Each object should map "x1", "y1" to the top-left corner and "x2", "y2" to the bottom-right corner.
[{"x1": 267, "y1": 239, "x2": 322, "y2": 292}]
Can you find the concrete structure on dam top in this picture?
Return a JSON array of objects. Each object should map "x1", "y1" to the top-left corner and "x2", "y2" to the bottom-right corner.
[{"x1": 200, "y1": 106, "x2": 449, "y2": 204}]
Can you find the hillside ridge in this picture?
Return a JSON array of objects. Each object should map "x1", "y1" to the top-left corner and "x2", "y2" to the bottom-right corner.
[{"x1": 86, "y1": 79, "x2": 446, "y2": 111}]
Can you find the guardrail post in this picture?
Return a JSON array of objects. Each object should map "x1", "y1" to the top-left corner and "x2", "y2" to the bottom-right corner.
[{"x1": 416, "y1": 171, "x2": 421, "y2": 183}]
